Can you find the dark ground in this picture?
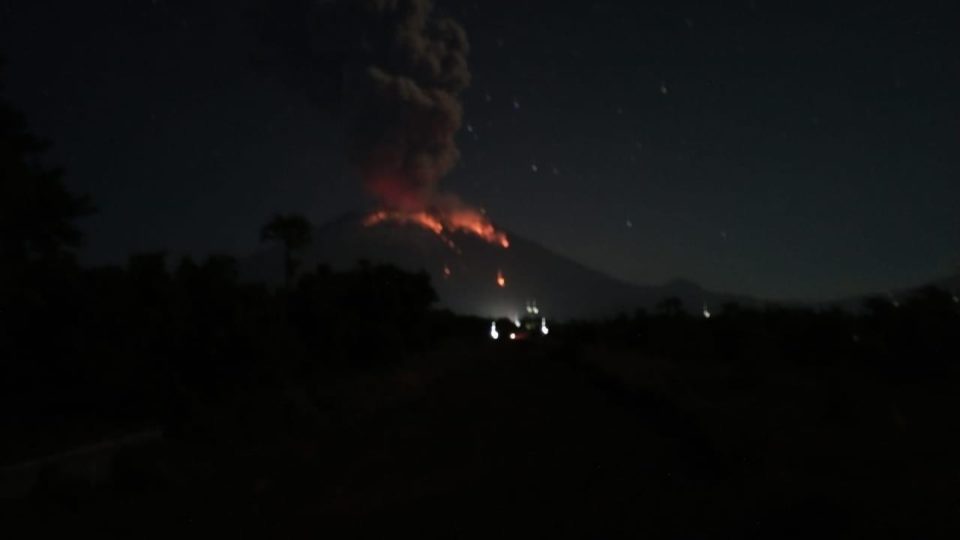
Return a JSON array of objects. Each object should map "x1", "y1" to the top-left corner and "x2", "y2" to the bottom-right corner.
[{"x1": 4, "y1": 315, "x2": 958, "y2": 539}]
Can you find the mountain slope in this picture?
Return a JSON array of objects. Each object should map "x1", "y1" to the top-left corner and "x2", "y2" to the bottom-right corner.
[{"x1": 241, "y1": 213, "x2": 750, "y2": 319}]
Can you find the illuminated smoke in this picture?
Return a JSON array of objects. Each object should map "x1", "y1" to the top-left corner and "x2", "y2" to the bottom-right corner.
[
  {"x1": 329, "y1": 0, "x2": 508, "y2": 246},
  {"x1": 260, "y1": 0, "x2": 508, "y2": 247},
  {"x1": 341, "y1": 0, "x2": 470, "y2": 211}
]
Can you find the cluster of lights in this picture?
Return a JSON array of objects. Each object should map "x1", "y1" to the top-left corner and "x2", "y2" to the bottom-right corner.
[
  {"x1": 525, "y1": 301, "x2": 540, "y2": 315},
  {"x1": 489, "y1": 312, "x2": 550, "y2": 340}
]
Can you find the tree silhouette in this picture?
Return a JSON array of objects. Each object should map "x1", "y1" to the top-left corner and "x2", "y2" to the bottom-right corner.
[
  {"x1": 0, "y1": 57, "x2": 93, "y2": 270},
  {"x1": 260, "y1": 213, "x2": 312, "y2": 288}
]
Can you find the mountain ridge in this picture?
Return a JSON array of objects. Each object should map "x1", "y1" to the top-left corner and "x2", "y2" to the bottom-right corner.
[{"x1": 240, "y1": 213, "x2": 754, "y2": 319}]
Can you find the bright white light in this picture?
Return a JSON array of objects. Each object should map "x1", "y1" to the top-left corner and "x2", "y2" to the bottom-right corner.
[
  {"x1": 490, "y1": 322, "x2": 499, "y2": 340},
  {"x1": 702, "y1": 305, "x2": 711, "y2": 319},
  {"x1": 513, "y1": 317, "x2": 521, "y2": 329},
  {"x1": 541, "y1": 318, "x2": 550, "y2": 336},
  {"x1": 509, "y1": 333, "x2": 517, "y2": 340}
]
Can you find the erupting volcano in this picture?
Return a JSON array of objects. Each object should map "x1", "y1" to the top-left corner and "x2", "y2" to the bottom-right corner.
[
  {"x1": 264, "y1": 0, "x2": 518, "y2": 293},
  {"x1": 245, "y1": 0, "x2": 782, "y2": 319},
  {"x1": 324, "y1": 0, "x2": 508, "y2": 254},
  {"x1": 321, "y1": 0, "x2": 511, "y2": 269}
]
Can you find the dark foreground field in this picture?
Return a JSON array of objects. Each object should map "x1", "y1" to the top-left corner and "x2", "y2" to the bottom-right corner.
[{"x1": 4, "y1": 299, "x2": 959, "y2": 538}]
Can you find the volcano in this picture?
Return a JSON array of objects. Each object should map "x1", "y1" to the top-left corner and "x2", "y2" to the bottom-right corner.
[{"x1": 240, "y1": 213, "x2": 748, "y2": 320}]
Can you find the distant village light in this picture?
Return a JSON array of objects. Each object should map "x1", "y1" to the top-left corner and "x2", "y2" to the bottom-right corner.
[
  {"x1": 509, "y1": 333, "x2": 517, "y2": 340},
  {"x1": 702, "y1": 305, "x2": 712, "y2": 319},
  {"x1": 541, "y1": 318, "x2": 550, "y2": 336},
  {"x1": 490, "y1": 322, "x2": 499, "y2": 340}
]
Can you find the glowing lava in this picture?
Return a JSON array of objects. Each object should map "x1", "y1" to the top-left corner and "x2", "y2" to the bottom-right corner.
[
  {"x1": 497, "y1": 270, "x2": 506, "y2": 288},
  {"x1": 363, "y1": 209, "x2": 510, "y2": 249},
  {"x1": 446, "y1": 211, "x2": 510, "y2": 248},
  {"x1": 364, "y1": 211, "x2": 444, "y2": 235}
]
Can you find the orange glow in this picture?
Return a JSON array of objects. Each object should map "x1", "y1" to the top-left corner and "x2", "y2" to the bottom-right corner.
[
  {"x1": 363, "y1": 208, "x2": 510, "y2": 249},
  {"x1": 496, "y1": 270, "x2": 506, "y2": 288},
  {"x1": 445, "y1": 210, "x2": 511, "y2": 248},
  {"x1": 363, "y1": 210, "x2": 444, "y2": 235}
]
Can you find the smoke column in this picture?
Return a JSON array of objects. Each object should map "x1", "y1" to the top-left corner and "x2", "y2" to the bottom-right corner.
[
  {"x1": 261, "y1": 0, "x2": 507, "y2": 246},
  {"x1": 325, "y1": 0, "x2": 471, "y2": 212}
]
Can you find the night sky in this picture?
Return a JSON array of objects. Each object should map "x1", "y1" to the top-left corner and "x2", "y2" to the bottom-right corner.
[{"x1": 1, "y1": 0, "x2": 957, "y2": 300}]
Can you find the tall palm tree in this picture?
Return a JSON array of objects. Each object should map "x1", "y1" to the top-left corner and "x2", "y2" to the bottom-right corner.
[{"x1": 260, "y1": 213, "x2": 312, "y2": 288}]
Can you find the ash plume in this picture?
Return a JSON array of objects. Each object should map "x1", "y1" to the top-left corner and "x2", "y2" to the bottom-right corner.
[
  {"x1": 341, "y1": 0, "x2": 470, "y2": 212},
  {"x1": 260, "y1": 0, "x2": 472, "y2": 213}
]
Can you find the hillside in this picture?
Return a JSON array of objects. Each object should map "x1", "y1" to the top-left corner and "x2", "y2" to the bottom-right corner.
[{"x1": 241, "y1": 213, "x2": 751, "y2": 319}]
